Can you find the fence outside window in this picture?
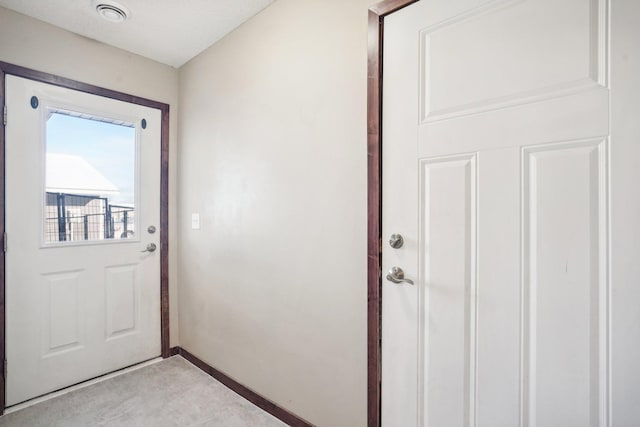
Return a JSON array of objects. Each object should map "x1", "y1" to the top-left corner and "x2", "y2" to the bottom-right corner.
[{"x1": 44, "y1": 192, "x2": 135, "y2": 243}]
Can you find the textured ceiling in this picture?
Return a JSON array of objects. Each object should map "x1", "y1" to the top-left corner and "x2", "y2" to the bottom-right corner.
[{"x1": 0, "y1": 0, "x2": 275, "y2": 68}]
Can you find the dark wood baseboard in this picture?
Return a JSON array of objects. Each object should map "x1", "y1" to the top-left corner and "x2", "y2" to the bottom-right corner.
[{"x1": 169, "y1": 346, "x2": 313, "y2": 427}]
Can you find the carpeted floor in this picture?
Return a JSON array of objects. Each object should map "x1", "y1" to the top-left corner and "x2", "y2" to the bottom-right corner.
[{"x1": 0, "y1": 356, "x2": 287, "y2": 426}]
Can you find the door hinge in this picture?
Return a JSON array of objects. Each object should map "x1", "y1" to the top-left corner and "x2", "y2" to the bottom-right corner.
[
  {"x1": 3, "y1": 104, "x2": 6, "y2": 126},
  {"x1": 3, "y1": 231, "x2": 7, "y2": 253},
  {"x1": 4, "y1": 359, "x2": 6, "y2": 379}
]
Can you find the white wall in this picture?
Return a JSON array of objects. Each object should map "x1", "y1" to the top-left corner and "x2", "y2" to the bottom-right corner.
[
  {"x1": 0, "y1": 6, "x2": 180, "y2": 346},
  {"x1": 178, "y1": 0, "x2": 370, "y2": 425}
]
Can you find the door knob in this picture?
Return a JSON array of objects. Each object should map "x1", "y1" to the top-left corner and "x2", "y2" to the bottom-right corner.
[
  {"x1": 386, "y1": 266, "x2": 414, "y2": 285},
  {"x1": 141, "y1": 243, "x2": 157, "y2": 253}
]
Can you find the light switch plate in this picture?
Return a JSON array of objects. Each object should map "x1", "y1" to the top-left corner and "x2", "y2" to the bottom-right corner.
[{"x1": 191, "y1": 213, "x2": 200, "y2": 230}]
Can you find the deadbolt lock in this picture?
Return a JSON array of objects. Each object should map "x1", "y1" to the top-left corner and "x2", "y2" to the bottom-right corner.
[{"x1": 389, "y1": 233, "x2": 404, "y2": 249}]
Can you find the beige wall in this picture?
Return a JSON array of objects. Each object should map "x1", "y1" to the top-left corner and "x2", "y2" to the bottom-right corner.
[
  {"x1": 0, "y1": 7, "x2": 180, "y2": 346},
  {"x1": 178, "y1": 0, "x2": 370, "y2": 425},
  {"x1": 1, "y1": 0, "x2": 371, "y2": 423}
]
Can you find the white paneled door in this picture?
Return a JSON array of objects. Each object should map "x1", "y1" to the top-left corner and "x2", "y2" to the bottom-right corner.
[
  {"x1": 5, "y1": 75, "x2": 161, "y2": 406},
  {"x1": 382, "y1": 0, "x2": 639, "y2": 426}
]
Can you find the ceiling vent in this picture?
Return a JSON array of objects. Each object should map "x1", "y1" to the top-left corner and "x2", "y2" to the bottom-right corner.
[{"x1": 94, "y1": 1, "x2": 129, "y2": 23}]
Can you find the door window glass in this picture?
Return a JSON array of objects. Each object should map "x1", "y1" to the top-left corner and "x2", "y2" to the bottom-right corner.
[{"x1": 44, "y1": 110, "x2": 136, "y2": 243}]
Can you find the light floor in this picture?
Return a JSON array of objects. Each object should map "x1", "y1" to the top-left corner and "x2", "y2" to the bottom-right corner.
[{"x1": 0, "y1": 356, "x2": 287, "y2": 427}]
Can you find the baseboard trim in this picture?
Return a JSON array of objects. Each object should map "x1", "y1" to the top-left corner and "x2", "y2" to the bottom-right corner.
[{"x1": 170, "y1": 346, "x2": 314, "y2": 427}]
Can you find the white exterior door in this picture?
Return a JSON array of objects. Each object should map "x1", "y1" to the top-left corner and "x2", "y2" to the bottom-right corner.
[
  {"x1": 382, "y1": 0, "x2": 639, "y2": 426},
  {"x1": 5, "y1": 75, "x2": 161, "y2": 406}
]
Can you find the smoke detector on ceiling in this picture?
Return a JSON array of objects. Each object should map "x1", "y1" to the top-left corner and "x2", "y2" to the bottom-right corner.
[{"x1": 94, "y1": 1, "x2": 129, "y2": 23}]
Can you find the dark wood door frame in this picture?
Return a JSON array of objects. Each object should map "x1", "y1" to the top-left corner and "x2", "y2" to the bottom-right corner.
[
  {"x1": 0, "y1": 62, "x2": 171, "y2": 413},
  {"x1": 367, "y1": 1, "x2": 419, "y2": 425}
]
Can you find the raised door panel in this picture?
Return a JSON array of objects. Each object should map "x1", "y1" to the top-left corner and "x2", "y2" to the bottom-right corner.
[
  {"x1": 522, "y1": 139, "x2": 607, "y2": 427},
  {"x1": 42, "y1": 271, "x2": 84, "y2": 355},
  {"x1": 421, "y1": 0, "x2": 605, "y2": 122},
  {"x1": 420, "y1": 155, "x2": 476, "y2": 427},
  {"x1": 105, "y1": 265, "x2": 139, "y2": 340}
]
